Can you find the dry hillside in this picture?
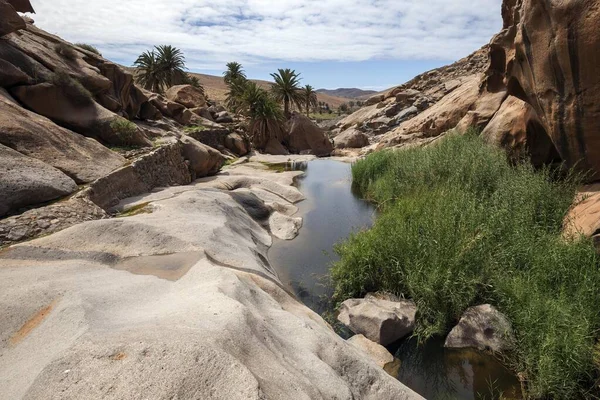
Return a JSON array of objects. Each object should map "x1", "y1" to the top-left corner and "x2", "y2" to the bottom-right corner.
[{"x1": 189, "y1": 72, "x2": 349, "y2": 108}]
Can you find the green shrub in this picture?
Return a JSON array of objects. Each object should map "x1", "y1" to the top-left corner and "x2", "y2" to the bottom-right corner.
[
  {"x1": 74, "y1": 43, "x2": 101, "y2": 56},
  {"x1": 54, "y1": 42, "x2": 78, "y2": 60},
  {"x1": 50, "y1": 69, "x2": 93, "y2": 105},
  {"x1": 332, "y1": 131, "x2": 600, "y2": 399},
  {"x1": 110, "y1": 118, "x2": 138, "y2": 139}
]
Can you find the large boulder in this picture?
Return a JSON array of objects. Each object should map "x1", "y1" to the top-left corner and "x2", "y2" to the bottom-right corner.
[
  {"x1": 445, "y1": 304, "x2": 515, "y2": 353},
  {"x1": 286, "y1": 112, "x2": 333, "y2": 157},
  {"x1": 179, "y1": 136, "x2": 224, "y2": 179},
  {"x1": 0, "y1": 144, "x2": 77, "y2": 217},
  {"x1": 334, "y1": 127, "x2": 370, "y2": 149},
  {"x1": 365, "y1": 94, "x2": 384, "y2": 106},
  {"x1": 149, "y1": 94, "x2": 192, "y2": 125},
  {"x1": 165, "y1": 84, "x2": 206, "y2": 109},
  {"x1": 97, "y1": 62, "x2": 148, "y2": 120},
  {"x1": 10, "y1": 83, "x2": 151, "y2": 147},
  {"x1": 337, "y1": 293, "x2": 417, "y2": 346},
  {"x1": 0, "y1": 89, "x2": 124, "y2": 183},
  {"x1": 481, "y1": 95, "x2": 559, "y2": 166},
  {"x1": 0, "y1": 0, "x2": 25, "y2": 37},
  {"x1": 487, "y1": 0, "x2": 600, "y2": 178},
  {"x1": 185, "y1": 119, "x2": 250, "y2": 157}
]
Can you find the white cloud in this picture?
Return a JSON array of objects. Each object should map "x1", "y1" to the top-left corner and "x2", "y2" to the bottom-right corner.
[{"x1": 28, "y1": 0, "x2": 502, "y2": 71}]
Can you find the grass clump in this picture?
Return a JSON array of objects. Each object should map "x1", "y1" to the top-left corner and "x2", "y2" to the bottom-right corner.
[
  {"x1": 54, "y1": 42, "x2": 78, "y2": 60},
  {"x1": 331, "y1": 131, "x2": 600, "y2": 399},
  {"x1": 110, "y1": 118, "x2": 138, "y2": 140},
  {"x1": 74, "y1": 43, "x2": 101, "y2": 56},
  {"x1": 50, "y1": 69, "x2": 93, "y2": 105}
]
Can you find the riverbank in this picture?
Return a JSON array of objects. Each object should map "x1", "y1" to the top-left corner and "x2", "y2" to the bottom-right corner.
[
  {"x1": 331, "y1": 132, "x2": 600, "y2": 399},
  {"x1": 0, "y1": 156, "x2": 422, "y2": 400}
]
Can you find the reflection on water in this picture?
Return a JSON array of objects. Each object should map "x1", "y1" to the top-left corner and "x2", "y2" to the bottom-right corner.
[
  {"x1": 268, "y1": 159, "x2": 375, "y2": 313},
  {"x1": 392, "y1": 338, "x2": 522, "y2": 400},
  {"x1": 268, "y1": 159, "x2": 522, "y2": 400}
]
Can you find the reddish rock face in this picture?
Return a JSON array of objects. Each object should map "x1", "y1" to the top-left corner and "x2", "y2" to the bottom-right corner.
[{"x1": 489, "y1": 0, "x2": 600, "y2": 177}]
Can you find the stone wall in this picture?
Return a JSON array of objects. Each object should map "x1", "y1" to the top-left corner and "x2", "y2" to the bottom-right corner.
[{"x1": 86, "y1": 142, "x2": 192, "y2": 210}]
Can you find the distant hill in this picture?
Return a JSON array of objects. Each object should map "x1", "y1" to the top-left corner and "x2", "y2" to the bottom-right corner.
[
  {"x1": 188, "y1": 73, "x2": 350, "y2": 108},
  {"x1": 316, "y1": 88, "x2": 378, "y2": 100}
]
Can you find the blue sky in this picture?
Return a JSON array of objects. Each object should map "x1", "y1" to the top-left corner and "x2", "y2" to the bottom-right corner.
[{"x1": 29, "y1": 0, "x2": 503, "y2": 90}]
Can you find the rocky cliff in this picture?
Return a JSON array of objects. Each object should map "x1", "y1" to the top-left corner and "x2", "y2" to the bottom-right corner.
[{"x1": 334, "y1": 0, "x2": 600, "y2": 181}]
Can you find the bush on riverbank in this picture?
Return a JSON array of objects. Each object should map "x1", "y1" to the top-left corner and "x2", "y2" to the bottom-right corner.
[{"x1": 331, "y1": 131, "x2": 600, "y2": 399}]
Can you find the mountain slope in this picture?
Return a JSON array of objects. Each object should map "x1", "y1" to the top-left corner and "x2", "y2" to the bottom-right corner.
[
  {"x1": 189, "y1": 72, "x2": 349, "y2": 108},
  {"x1": 316, "y1": 88, "x2": 378, "y2": 100}
]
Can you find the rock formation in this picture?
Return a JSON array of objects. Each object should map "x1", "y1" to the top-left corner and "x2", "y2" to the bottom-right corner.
[
  {"x1": 0, "y1": 159, "x2": 423, "y2": 400},
  {"x1": 286, "y1": 112, "x2": 334, "y2": 157},
  {"x1": 337, "y1": 293, "x2": 417, "y2": 346},
  {"x1": 445, "y1": 304, "x2": 515, "y2": 353},
  {"x1": 485, "y1": 0, "x2": 600, "y2": 177}
]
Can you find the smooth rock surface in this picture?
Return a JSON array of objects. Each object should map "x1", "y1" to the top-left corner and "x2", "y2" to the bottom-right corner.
[
  {"x1": 0, "y1": 89, "x2": 124, "y2": 183},
  {"x1": 0, "y1": 162, "x2": 422, "y2": 400},
  {"x1": 0, "y1": 144, "x2": 78, "y2": 217}
]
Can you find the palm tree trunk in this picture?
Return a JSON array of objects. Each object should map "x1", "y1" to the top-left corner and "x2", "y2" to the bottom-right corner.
[{"x1": 306, "y1": 102, "x2": 309, "y2": 117}]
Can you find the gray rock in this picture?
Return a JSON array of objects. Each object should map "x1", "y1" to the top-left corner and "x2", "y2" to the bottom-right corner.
[
  {"x1": 334, "y1": 127, "x2": 370, "y2": 149},
  {"x1": 391, "y1": 106, "x2": 419, "y2": 125},
  {"x1": 179, "y1": 135, "x2": 224, "y2": 179},
  {"x1": 338, "y1": 293, "x2": 417, "y2": 346},
  {"x1": 0, "y1": 144, "x2": 77, "y2": 217},
  {"x1": 445, "y1": 304, "x2": 515, "y2": 353},
  {"x1": 365, "y1": 94, "x2": 384, "y2": 106},
  {"x1": 215, "y1": 111, "x2": 233, "y2": 124}
]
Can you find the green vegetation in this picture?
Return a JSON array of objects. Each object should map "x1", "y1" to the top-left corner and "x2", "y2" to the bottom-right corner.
[
  {"x1": 133, "y1": 45, "x2": 203, "y2": 94},
  {"x1": 74, "y1": 43, "x2": 101, "y2": 56},
  {"x1": 331, "y1": 131, "x2": 600, "y2": 399},
  {"x1": 223, "y1": 63, "x2": 286, "y2": 150},
  {"x1": 110, "y1": 118, "x2": 138, "y2": 139},
  {"x1": 270, "y1": 68, "x2": 303, "y2": 118},
  {"x1": 54, "y1": 42, "x2": 78, "y2": 60},
  {"x1": 117, "y1": 202, "x2": 152, "y2": 218},
  {"x1": 223, "y1": 61, "x2": 246, "y2": 86},
  {"x1": 300, "y1": 85, "x2": 318, "y2": 117},
  {"x1": 51, "y1": 69, "x2": 93, "y2": 104}
]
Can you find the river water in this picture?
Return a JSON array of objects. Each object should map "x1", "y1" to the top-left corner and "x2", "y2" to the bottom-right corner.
[{"x1": 268, "y1": 159, "x2": 522, "y2": 400}]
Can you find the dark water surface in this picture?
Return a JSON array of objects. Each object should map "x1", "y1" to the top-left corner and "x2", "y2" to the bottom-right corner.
[
  {"x1": 269, "y1": 159, "x2": 375, "y2": 313},
  {"x1": 268, "y1": 159, "x2": 522, "y2": 400}
]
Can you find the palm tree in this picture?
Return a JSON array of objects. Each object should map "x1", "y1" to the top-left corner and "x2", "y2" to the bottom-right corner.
[
  {"x1": 270, "y1": 68, "x2": 303, "y2": 118},
  {"x1": 155, "y1": 45, "x2": 186, "y2": 89},
  {"x1": 235, "y1": 82, "x2": 285, "y2": 149},
  {"x1": 225, "y1": 76, "x2": 249, "y2": 112},
  {"x1": 300, "y1": 85, "x2": 318, "y2": 117},
  {"x1": 133, "y1": 45, "x2": 186, "y2": 93},
  {"x1": 224, "y1": 62, "x2": 247, "y2": 86},
  {"x1": 133, "y1": 50, "x2": 162, "y2": 93}
]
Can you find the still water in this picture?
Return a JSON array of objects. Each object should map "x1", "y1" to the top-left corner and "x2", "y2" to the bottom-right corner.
[{"x1": 268, "y1": 159, "x2": 522, "y2": 400}]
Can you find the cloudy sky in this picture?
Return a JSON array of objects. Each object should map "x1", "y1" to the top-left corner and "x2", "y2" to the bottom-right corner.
[{"x1": 29, "y1": 0, "x2": 502, "y2": 90}]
